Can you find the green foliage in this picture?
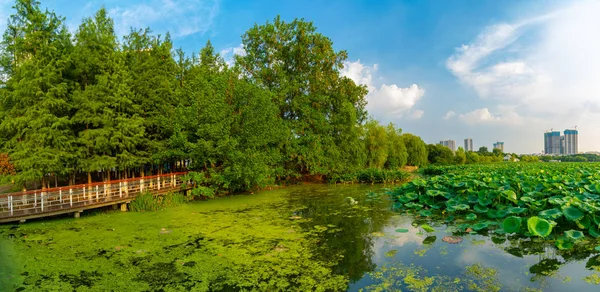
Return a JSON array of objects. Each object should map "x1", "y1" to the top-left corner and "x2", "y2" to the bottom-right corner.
[
  {"x1": 329, "y1": 168, "x2": 410, "y2": 184},
  {"x1": 390, "y1": 163, "x2": 600, "y2": 247},
  {"x1": 402, "y1": 134, "x2": 428, "y2": 167},
  {"x1": 130, "y1": 192, "x2": 186, "y2": 212},
  {"x1": 0, "y1": 7, "x2": 428, "y2": 194}
]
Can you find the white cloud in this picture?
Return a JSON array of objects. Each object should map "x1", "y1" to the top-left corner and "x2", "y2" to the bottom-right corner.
[
  {"x1": 443, "y1": 110, "x2": 456, "y2": 120},
  {"x1": 219, "y1": 44, "x2": 246, "y2": 66},
  {"x1": 447, "y1": 0, "x2": 600, "y2": 151},
  {"x1": 108, "y1": 0, "x2": 220, "y2": 38},
  {"x1": 458, "y1": 107, "x2": 525, "y2": 126},
  {"x1": 340, "y1": 60, "x2": 424, "y2": 119}
]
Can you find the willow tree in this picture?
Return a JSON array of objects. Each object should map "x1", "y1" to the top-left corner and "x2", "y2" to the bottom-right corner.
[
  {"x1": 236, "y1": 16, "x2": 368, "y2": 176},
  {"x1": 0, "y1": 0, "x2": 74, "y2": 188}
]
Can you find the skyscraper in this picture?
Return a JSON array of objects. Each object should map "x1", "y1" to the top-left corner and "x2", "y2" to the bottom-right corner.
[
  {"x1": 544, "y1": 131, "x2": 561, "y2": 154},
  {"x1": 464, "y1": 138, "x2": 473, "y2": 152},
  {"x1": 544, "y1": 129, "x2": 578, "y2": 155},
  {"x1": 564, "y1": 129, "x2": 578, "y2": 155},
  {"x1": 439, "y1": 140, "x2": 456, "y2": 152},
  {"x1": 493, "y1": 142, "x2": 504, "y2": 152}
]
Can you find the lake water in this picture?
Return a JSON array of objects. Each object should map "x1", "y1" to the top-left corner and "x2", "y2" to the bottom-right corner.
[{"x1": 1, "y1": 184, "x2": 599, "y2": 291}]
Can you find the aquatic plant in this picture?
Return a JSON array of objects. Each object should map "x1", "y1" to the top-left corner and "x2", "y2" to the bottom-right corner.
[
  {"x1": 130, "y1": 192, "x2": 186, "y2": 212},
  {"x1": 390, "y1": 163, "x2": 600, "y2": 248}
]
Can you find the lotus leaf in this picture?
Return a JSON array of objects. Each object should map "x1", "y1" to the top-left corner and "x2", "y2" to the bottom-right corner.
[
  {"x1": 502, "y1": 216, "x2": 521, "y2": 233},
  {"x1": 508, "y1": 207, "x2": 527, "y2": 214},
  {"x1": 405, "y1": 192, "x2": 419, "y2": 200},
  {"x1": 527, "y1": 216, "x2": 553, "y2": 238},
  {"x1": 538, "y1": 208, "x2": 563, "y2": 220},
  {"x1": 472, "y1": 222, "x2": 488, "y2": 231},
  {"x1": 421, "y1": 224, "x2": 435, "y2": 233},
  {"x1": 474, "y1": 204, "x2": 489, "y2": 213},
  {"x1": 465, "y1": 213, "x2": 477, "y2": 221},
  {"x1": 555, "y1": 236, "x2": 574, "y2": 250},
  {"x1": 422, "y1": 236, "x2": 437, "y2": 245},
  {"x1": 589, "y1": 225, "x2": 600, "y2": 238},
  {"x1": 564, "y1": 230, "x2": 584, "y2": 241},
  {"x1": 576, "y1": 215, "x2": 591, "y2": 229},
  {"x1": 419, "y1": 210, "x2": 432, "y2": 217},
  {"x1": 396, "y1": 229, "x2": 409, "y2": 233},
  {"x1": 596, "y1": 246, "x2": 600, "y2": 251},
  {"x1": 562, "y1": 206, "x2": 584, "y2": 221},
  {"x1": 426, "y1": 190, "x2": 445, "y2": 197},
  {"x1": 404, "y1": 202, "x2": 423, "y2": 210},
  {"x1": 520, "y1": 196, "x2": 535, "y2": 203},
  {"x1": 503, "y1": 190, "x2": 518, "y2": 204}
]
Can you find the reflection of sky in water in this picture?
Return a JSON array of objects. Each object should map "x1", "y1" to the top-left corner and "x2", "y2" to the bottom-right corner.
[{"x1": 349, "y1": 216, "x2": 600, "y2": 292}]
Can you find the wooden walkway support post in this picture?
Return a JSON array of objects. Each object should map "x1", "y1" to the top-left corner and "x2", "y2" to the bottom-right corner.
[{"x1": 9, "y1": 196, "x2": 12, "y2": 216}]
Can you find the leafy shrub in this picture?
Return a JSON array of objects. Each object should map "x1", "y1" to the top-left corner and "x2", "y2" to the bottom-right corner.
[
  {"x1": 329, "y1": 169, "x2": 409, "y2": 184},
  {"x1": 130, "y1": 192, "x2": 186, "y2": 212}
]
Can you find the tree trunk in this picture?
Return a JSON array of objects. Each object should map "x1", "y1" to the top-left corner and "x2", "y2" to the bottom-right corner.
[
  {"x1": 54, "y1": 174, "x2": 58, "y2": 188},
  {"x1": 42, "y1": 176, "x2": 47, "y2": 190}
]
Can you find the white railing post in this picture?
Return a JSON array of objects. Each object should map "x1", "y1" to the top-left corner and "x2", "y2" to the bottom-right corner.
[
  {"x1": 119, "y1": 182, "x2": 122, "y2": 198},
  {"x1": 9, "y1": 196, "x2": 13, "y2": 216},
  {"x1": 158, "y1": 176, "x2": 161, "y2": 190},
  {"x1": 34, "y1": 192, "x2": 37, "y2": 207},
  {"x1": 95, "y1": 185, "x2": 99, "y2": 201},
  {"x1": 41, "y1": 192, "x2": 44, "y2": 212},
  {"x1": 140, "y1": 179, "x2": 144, "y2": 193},
  {"x1": 59, "y1": 189, "x2": 62, "y2": 203},
  {"x1": 83, "y1": 185, "x2": 86, "y2": 200},
  {"x1": 69, "y1": 189, "x2": 73, "y2": 207}
]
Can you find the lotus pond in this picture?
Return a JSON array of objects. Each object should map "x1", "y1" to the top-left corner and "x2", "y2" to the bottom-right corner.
[{"x1": 0, "y1": 163, "x2": 600, "y2": 291}]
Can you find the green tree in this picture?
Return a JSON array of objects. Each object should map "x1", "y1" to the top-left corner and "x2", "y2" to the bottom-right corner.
[
  {"x1": 363, "y1": 120, "x2": 388, "y2": 169},
  {"x1": 478, "y1": 147, "x2": 490, "y2": 156},
  {"x1": 71, "y1": 8, "x2": 146, "y2": 182},
  {"x1": 402, "y1": 134, "x2": 428, "y2": 167},
  {"x1": 384, "y1": 123, "x2": 408, "y2": 169},
  {"x1": 123, "y1": 28, "x2": 178, "y2": 173},
  {"x1": 454, "y1": 147, "x2": 467, "y2": 165},
  {"x1": 0, "y1": 0, "x2": 75, "y2": 188},
  {"x1": 236, "y1": 16, "x2": 368, "y2": 176},
  {"x1": 427, "y1": 144, "x2": 453, "y2": 164},
  {"x1": 466, "y1": 151, "x2": 481, "y2": 164}
]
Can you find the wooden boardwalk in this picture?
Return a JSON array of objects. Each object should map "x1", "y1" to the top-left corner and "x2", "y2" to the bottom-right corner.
[{"x1": 0, "y1": 172, "x2": 189, "y2": 223}]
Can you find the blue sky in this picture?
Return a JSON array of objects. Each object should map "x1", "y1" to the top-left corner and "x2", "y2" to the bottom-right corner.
[{"x1": 1, "y1": 0, "x2": 599, "y2": 153}]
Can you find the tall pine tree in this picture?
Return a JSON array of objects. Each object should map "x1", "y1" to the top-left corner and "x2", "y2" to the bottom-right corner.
[{"x1": 0, "y1": 0, "x2": 74, "y2": 188}]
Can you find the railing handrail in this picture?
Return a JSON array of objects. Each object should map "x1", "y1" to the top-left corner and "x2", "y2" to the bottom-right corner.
[{"x1": 0, "y1": 171, "x2": 189, "y2": 198}]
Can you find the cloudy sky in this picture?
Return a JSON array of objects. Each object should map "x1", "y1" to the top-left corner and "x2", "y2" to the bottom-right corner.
[{"x1": 1, "y1": 0, "x2": 599, "y2": 153}]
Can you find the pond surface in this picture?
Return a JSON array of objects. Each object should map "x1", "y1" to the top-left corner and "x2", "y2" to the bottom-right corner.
[{"x1": 1, "y1": 184, "x2": 600, "y2": 291}]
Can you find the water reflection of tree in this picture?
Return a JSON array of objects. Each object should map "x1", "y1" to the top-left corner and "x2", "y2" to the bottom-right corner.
[
  {"x1": 286, "y1": 186, "x2": 394, "y2": 283},
  {"x1": 497, "y1": 234, "x2": 600, "y2": 281}
]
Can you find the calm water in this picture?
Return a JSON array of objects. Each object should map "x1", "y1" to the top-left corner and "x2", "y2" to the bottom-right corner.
[{"x1": 1, "y1": 184, "x2": 599, "y2": 291}]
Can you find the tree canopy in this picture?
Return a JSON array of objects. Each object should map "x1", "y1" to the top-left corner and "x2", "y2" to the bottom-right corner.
[{"x1": 0, "y1": 1, "x2": 428, "y2": 193}]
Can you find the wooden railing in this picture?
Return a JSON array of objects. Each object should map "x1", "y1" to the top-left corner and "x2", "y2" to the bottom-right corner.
[{"x1": 0, "y1": 172, "x2": 189, "y2": 222}]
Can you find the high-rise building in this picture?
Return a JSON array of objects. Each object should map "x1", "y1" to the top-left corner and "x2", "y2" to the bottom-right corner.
[
  {"x1": 544, "y1": 129, "x2": 578, "y2": 155},
  {"x1": 564, "y1": 129, "x2": 578, "y2": 155},
  {"x1": 493, "y1": 142, "x2": 504, "y2": 152},
  {"x1": 544, "y1": 131, "x2": 561, "y2": 154},
  {"x1": 464, "y1": 138, "x2": 473, "y2": 152},
  {"x1": 439, "y1": 140, "x2": 456, "y2": 152}
]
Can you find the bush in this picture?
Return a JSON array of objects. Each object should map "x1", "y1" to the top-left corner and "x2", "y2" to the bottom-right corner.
[
  {"x1": 329, "y1": 169, "x2": 410, "y2": 184},
  {"x1": 130, "y1": 192, "x2": 186, "y2": 212}
]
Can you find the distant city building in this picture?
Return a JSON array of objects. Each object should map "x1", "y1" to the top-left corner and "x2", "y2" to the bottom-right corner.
[
  {"x1": 464, "y1": 138, "x2": 473, "y2": 152},
  {"x1": 493, "y1": 142, "x2": 504, "y2": 152},
  {"x1": 439, "y1": 140, "x2": 456, "y2": 152},
  {"x1": 564, "y1": 129, "x2": 578, "y2": 155},
  {"x1": 544, "y1": 129, "x2": 578, "y2": 155},
  {"x1": 544, "y1": 131, "x2": 562, "y2": 155}
]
